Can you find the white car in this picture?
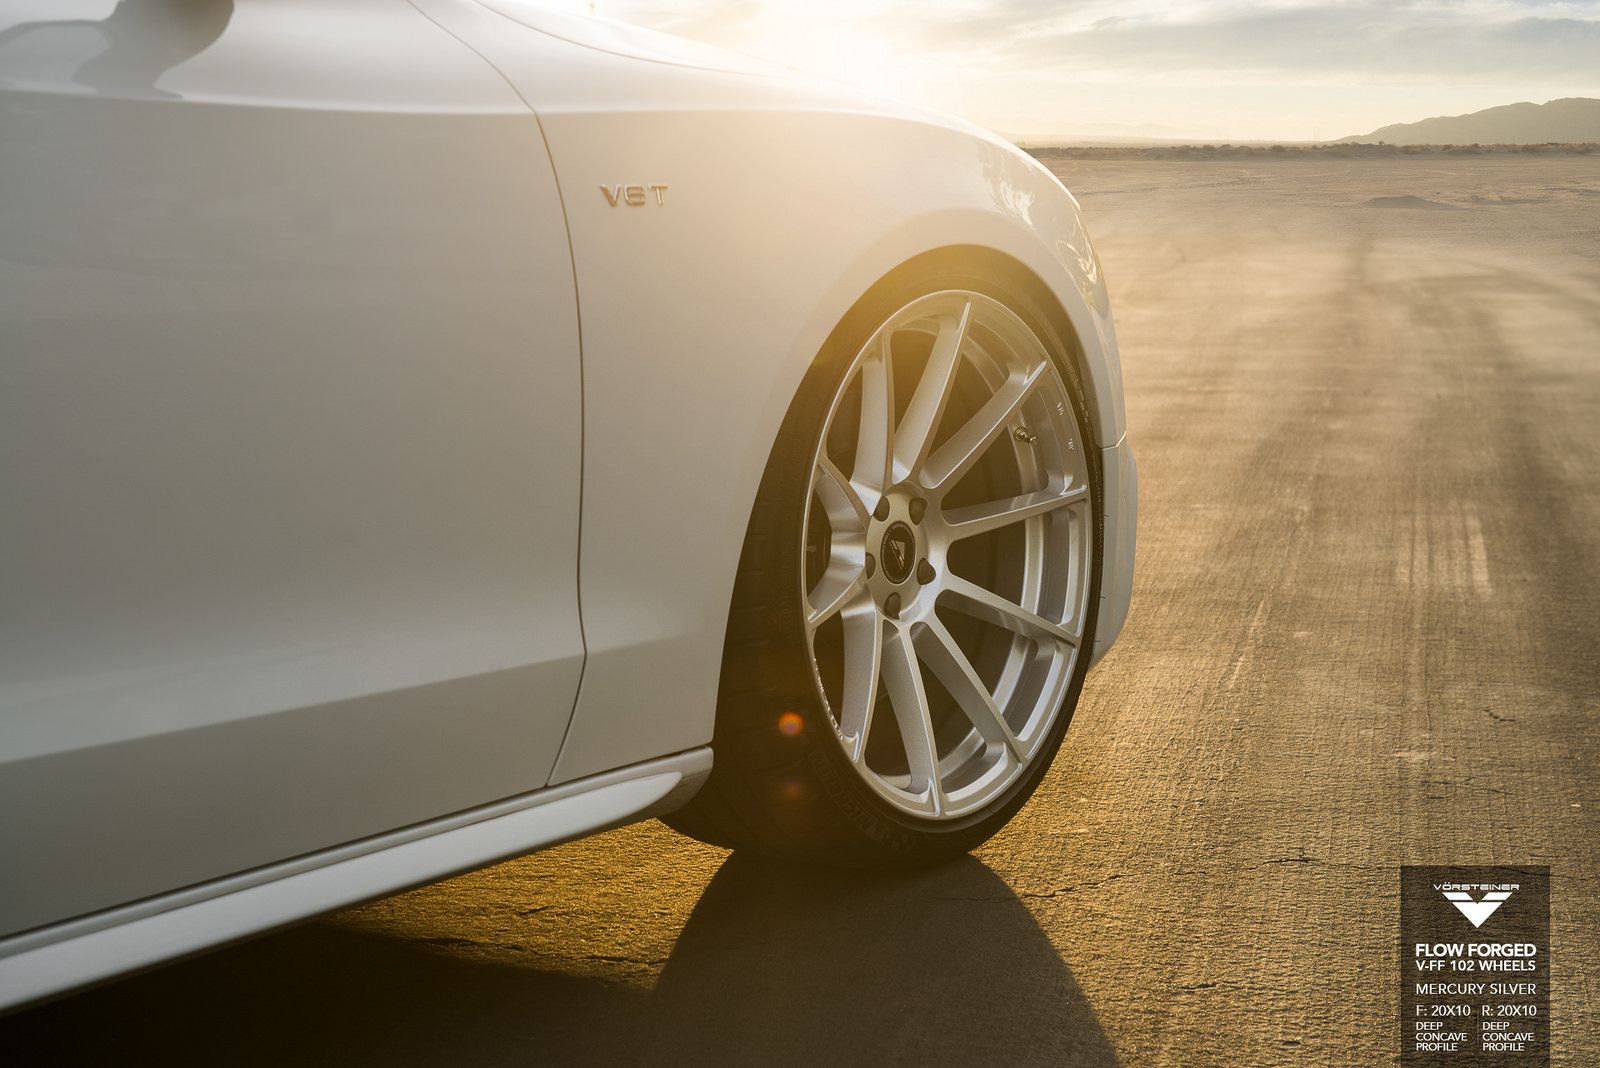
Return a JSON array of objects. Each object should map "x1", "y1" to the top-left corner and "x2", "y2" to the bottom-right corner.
[{"x1": 0, "y1": 0, "x2": 1135, "y2": 1009}]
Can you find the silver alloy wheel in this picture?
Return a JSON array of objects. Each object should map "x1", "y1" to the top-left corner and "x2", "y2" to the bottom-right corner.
[{"x1": 801, "y1": 290, "x2": 1094, "y2": 820}]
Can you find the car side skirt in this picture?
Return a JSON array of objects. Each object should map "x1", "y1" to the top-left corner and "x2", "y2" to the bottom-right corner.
[{"x1": 0, "y1": 748, "x2": 712, "y2": 1012}]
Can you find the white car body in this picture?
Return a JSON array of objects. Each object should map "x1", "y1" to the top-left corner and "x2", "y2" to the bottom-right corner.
[{"x1": 0, "y1": 0, "x2": 1135, "y2": 1009}]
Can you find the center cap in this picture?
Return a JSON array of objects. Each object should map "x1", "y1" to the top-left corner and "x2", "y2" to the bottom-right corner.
[{"x1": 880, "y1": 521, "x2": 917, "y2": 585}]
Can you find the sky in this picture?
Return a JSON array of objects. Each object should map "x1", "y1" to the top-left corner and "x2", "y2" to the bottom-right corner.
[{"x1": 550, "y1": 1, "x2": 1600, "y2": 141}]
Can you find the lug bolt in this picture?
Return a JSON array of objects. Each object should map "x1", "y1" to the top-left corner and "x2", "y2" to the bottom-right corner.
[
  {"x1": 865, "y1": 553, "x2": 876, "y2": 578},
  {"x1": 883, "y1": 592, "x2": 901, "y2": 619},
  {"x1": 908, "y1": 498, "x2": 927, "y2": 524},
  {"x1": 873, "y1": 497, "x2": 891, "y2": 521},
  {"x1": 916, "y1": 559, "x2": 936, "y2": 584}
]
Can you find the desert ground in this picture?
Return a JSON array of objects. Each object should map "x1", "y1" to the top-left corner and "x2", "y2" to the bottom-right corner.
[{"x1": 7, "y1": 157, "x2": 1600, "y2": 1065}]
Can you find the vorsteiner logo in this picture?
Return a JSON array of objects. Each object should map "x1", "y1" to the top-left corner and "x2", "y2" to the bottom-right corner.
[{"x1": 1437, "y1": 883, "x2": 1517, "y2": 927}]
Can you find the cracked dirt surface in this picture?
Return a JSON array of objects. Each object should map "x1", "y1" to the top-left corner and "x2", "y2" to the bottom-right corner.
[{"x1": 6, "y1": 158, "x2": 1599, "y2": 1066}]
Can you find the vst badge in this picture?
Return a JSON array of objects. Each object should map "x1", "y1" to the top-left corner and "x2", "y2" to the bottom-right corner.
[
  {"x1": 1438, "y1": 882, "x2": 1517, "y2": 927},
  {"x1": 601, "y1": 184, "x2": 668, "y2": 207}
]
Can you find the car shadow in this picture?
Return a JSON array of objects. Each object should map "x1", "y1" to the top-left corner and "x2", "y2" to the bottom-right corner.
[{"x1": 4, "y1": 854, "x2": 1118, "y2": 1066}]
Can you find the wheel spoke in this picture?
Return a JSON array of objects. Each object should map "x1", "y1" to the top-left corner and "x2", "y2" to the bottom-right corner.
[
  {"x1": 918, "y1": 617, "x2": 1021, "y2": 760},
  {"x1": 850, "y1": 334, "x2": 895, "y2": 509},
  {"x1": 880, "y1": 622, "x2": 942, "y2": 812},
  {"x1": 942, "y1": 575, "x2": 1078, "y2": 646},
  {"x1": 943, "y1": 484, "x2": 1089, "y2": 542},
  {"x1": 921, "y1": 363, "x2": 1045, "y2": 491},
  {"x1": 806, "y1": 561, "x2": 869, "y2": 631},
  {"x1": 813, "y1": 453, "x2": 870, "y2": 533},
  {"x1": 836, "y1": 602, "x2": 882, "y2": 761},
  {"x1": 892, "y1": 300, "x2": 972, "y2": 482}
]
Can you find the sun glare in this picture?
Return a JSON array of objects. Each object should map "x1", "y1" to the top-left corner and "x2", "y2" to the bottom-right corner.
[
  {"x1": 737, "y1": 3, "x2": 920, "y2": 101},
  {"x1": 576, "y1": 0, "x2": 931, "y2": 104}
]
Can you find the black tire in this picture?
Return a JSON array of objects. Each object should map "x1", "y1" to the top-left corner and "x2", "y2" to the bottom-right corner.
[{"x1": 664, "y1": 254, "x2": 1104, "y2": 866}]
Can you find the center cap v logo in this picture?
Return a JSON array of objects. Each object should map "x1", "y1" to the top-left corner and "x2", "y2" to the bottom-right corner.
[
  {"x1": 1442, "y1": 889, "x2": 1513, "y2": 927},
  {"x1": 880, "y1": 522, "x2": 915, "y2": 583}
]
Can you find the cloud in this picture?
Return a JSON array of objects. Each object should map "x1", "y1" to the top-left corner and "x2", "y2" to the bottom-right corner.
[
  {"x1": 605, "y1": 0, "x2": 1600, "y2": 83},
  {"x1": 977, "y1": 3, "x2": 1600, "y2": 83}
]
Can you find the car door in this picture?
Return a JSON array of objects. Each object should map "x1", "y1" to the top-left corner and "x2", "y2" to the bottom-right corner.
[{"x1": 0, "y1": 0, "x2": 584, "y2": 937}]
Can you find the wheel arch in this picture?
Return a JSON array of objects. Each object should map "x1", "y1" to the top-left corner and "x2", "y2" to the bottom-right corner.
[
  {"x1": 806, "y1": 242, "x2": 1110, "y2": 445},
  {"x1": 666, "y1": 257, "x2": 1109, "y2": 856}
]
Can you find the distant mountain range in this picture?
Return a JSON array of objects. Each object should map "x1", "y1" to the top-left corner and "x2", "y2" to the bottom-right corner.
[{"x1": 1339, "y1": 98, "x2": 1600, "y2": 145}]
